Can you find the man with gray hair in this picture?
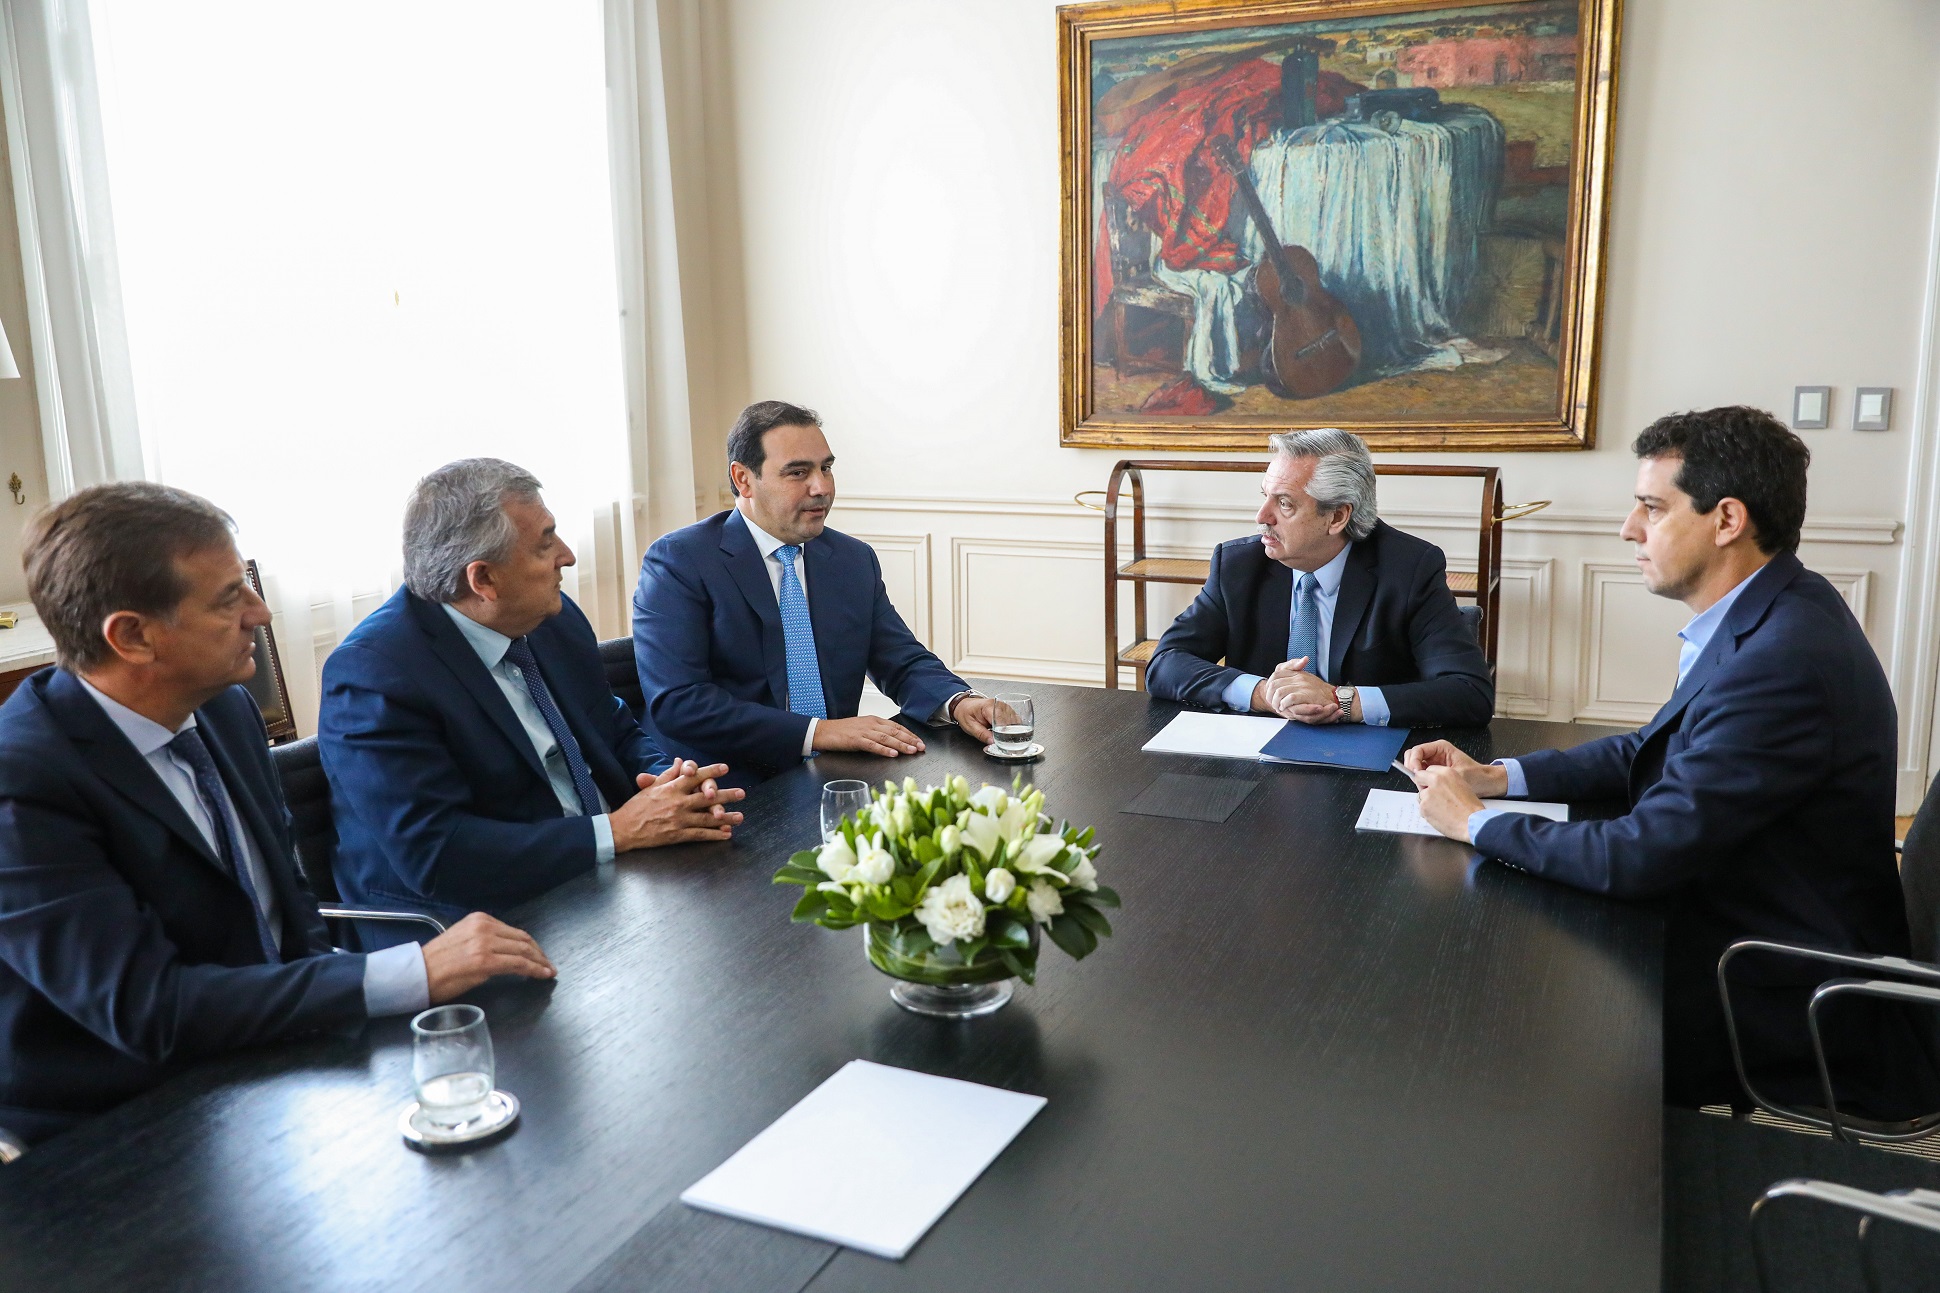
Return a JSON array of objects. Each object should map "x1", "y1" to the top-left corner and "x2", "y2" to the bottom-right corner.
[
  {"x1": 1146, "y1": 429, "x2": 1493, "y2": 728},
  {"x1": 320, "y1": 459, "x2": 745, "y2": 943}
]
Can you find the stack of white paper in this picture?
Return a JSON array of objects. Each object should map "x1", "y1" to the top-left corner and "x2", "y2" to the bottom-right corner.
[
  {"x1": 1141, "y1": 710, "x2": 1287, "y2": 760},
  {"x1": 680, "y1": 1060, "x2": 1046, "y2": 1259},
  {"x1": 1355, "y1": 787, "x2": 1569, "y2": 837}
]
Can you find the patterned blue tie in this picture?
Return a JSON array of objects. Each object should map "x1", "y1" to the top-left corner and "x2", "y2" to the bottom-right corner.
[
  {"x1": 1288, "y1": 571, "x2": 1322, "y2": 681},
  {"x1": 167, "y1": 728, "x2": 281, "y2": 964},
  {"x1": 504, "y1": 637, "x2": 603, "y2": 817},
  {"x1": 775, "y1": 544, "x2": 827, "y2": 718}
]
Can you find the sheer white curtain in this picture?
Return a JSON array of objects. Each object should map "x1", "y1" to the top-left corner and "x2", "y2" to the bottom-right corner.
[{"x1": 0, "y1": 0, "x2": 718, "y2": 733}]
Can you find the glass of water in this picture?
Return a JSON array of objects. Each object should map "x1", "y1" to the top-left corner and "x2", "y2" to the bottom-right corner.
[
  {"x1": 991, "y1": 693, "x2": 1035, "y2": 754},
  {"x1": 411, "y1": 1004, "x2": 495, "y2": 1129},
  {"x1": 821, "y1": 779, "x2": 872, "y2": 841}
]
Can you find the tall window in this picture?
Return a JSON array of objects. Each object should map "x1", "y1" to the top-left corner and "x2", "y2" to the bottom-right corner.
[{"x1": 84, "y1": 1, "x2": 630, "y2": 726}]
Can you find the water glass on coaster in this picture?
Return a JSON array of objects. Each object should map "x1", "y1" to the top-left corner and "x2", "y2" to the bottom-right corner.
[
  {"x1": 401, "y1": 1004, "x2": 519, "y2": 1149},
  {"x1": 821, "y1": 779, "x2": 872, "y2": 841},
  {"x1": 986, "y1": 692, "x2": 1041, "y2": 761}
]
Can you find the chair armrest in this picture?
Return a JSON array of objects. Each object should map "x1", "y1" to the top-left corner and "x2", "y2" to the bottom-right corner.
[
  {"x1": 1752, "y1": 1179, "x2": 1940, "y2": 1291},
  {"x1": 317, "y1": 905, "x2": 447, "y2": 936},
  {"x1": 1806, "y1": 978, "x2": 1940, "y2": 1143}
]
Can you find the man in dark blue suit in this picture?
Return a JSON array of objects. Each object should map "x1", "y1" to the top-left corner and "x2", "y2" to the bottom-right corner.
[
  {"x1": 1146, "y1": 429, "x2": 1493, "y2": 729},
  {"x1": 632, "y1": 401, "x2": 1002, "y2": 777},
  {"x1": 0, "y1": 483, "x2": 553, "y2": 1144},
  {"x1": 321, "y1": 460, "x2": 745, "y2": 940},
  {"x1": 1410, "y1": 407, "x2": 1929, "y2": 1115}
]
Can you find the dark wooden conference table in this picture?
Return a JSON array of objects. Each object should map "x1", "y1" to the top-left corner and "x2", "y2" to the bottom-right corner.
[{"x1": 0, "y1": 684, "x2": 1661, "y2": 1292}]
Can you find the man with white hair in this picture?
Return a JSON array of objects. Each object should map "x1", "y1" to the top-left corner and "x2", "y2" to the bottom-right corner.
[{"x1": 1146, "y1": 428, "x2": 1493, "y2": 728}]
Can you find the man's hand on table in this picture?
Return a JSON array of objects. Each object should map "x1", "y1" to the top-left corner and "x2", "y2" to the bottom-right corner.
[
  {"x1": 423, "y1": 913, "x2": 555, "y2": 1002},
  {"x1": 1404, "y1": 740, "x2": 1506, "y2": 843},
  {"x1": 611, "y1": 760, "x2": 744, "y2": 851},
  {"x1": 814, "y1": 716, "x2": 926, "y2": 758},
  {"x1": 1251, "y1": 657, "x2": 1356, "y2": 724}
]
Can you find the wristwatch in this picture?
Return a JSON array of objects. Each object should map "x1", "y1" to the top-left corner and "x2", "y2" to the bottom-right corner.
[{"x1": 1333, "y1": 684, "x2": 1356, "y2": 721}]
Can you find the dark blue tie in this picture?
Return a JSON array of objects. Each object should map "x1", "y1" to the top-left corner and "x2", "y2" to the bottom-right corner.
[
  {"x1": 1288, "y1": 571, "x2": 1322, "y2": 681},
  {"x1": 775, "y1": 545, "x2": 827, "y2": 719},
  {"x1": 503, "y1": 636, "x2": 603, "y2": 817},
  {"x1": 167, "y1": 728, "x2": 281, "y2": 964}
]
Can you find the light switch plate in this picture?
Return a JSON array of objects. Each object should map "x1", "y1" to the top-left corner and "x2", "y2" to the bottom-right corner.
[
  {"x1": 1792, "y1": 386, "x2": 1830, "y2": 430},
  {"x1": 1855, "y1": 387, "x2": 1893, "y2": 431}
]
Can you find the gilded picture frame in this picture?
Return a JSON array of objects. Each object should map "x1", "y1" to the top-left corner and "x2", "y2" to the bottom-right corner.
[{"x1": 1059, "y1": 0, "x2": 1621, "y2": 451}]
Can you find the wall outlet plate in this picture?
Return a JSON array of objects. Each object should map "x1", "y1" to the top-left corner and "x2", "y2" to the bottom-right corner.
[
  {"x1": 1855, "y1": 387, "x2": 1893, "y2": 432},
  {"x1": 1792, "y1": 386, "x2": 1831, "y2": 430}
]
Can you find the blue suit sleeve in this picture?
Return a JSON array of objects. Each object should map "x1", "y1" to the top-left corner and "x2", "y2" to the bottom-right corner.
[
  {"x1": 319, "y1": 644, "x2": 600, "y2": 907},
  {"x1": 0, "y1": 761, "x2": 368, "y2": 1064},
  {"x1": 633, "y1": 539, "x2": 812, "y2": 771},
  {"x1": 859, "y1": 546, "x2": 965, "y2": 720},
  {"x1": 1148, "y1": 543, "x2": 1248, "y2": 707}
]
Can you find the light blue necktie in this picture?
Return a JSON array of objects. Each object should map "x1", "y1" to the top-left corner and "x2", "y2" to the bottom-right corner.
[
  {"x1": 1288, "y1": 571, "x2": 1321, "y2": 681},
  {"x1": 504, "y1": 636, "x2": 603, "y2": 817},
  {"x1": 776, "y1": 545, "x2": 827, "y2": 719},
  {"x1": 168, "y1": 728, "x2": 281, "y2": 965}
]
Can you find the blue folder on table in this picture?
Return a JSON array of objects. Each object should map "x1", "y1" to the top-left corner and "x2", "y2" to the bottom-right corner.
[{"x1": 1258, "y1": 723, "x2": 1410, "y2": 772}]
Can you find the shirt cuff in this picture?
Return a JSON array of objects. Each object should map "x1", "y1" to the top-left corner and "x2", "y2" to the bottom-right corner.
[
  {"x1": 1359, "y1": 686, "x2": 1390, "y2": 726},
  {"x1": 801, "y1": 717, "x2": 818, "y2": 759},
  {"x1": 1467, "y1": 808, "x2": 1507, "y2": 846},
  {"x1": 362, "y1": 942, "x2": 431, "y2": 1017},
  {"x1": 1222, "y1": 674, "x2": 1263, "y2": 713},
  {"x1": 1494, "y1": 758, "x2": 1528, "y2": 798},
  {"x1": 930, "y1": 691, "x2": 973, "y2": 726},
  {"x1": 592, "y1": 813, "x2": 615, "y2": 864}
]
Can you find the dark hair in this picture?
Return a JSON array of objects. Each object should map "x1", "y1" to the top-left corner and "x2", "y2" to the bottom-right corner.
[
  {"x1": 727, "y1": 400, "x2": 821, "y2": 496},
  {"x1": 23, "y1": 482, "x2": 237, "y2": 671},
  {"x1": 1630, "y1": 406, "x2": 1810, "y2": 555}
]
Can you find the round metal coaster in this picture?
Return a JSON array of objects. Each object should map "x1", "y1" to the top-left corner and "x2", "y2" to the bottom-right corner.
[
  {"x1": 398, "y1": 1089, "x2": 520, "y2": 1151},
  {"x1": 982, "y1": 741, "x2": 1045, "y2": 762}
]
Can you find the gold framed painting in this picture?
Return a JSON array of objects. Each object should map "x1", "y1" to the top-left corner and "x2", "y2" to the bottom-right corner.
[{"x1": 1059, "y1": 0, "x2": 1621, "y2": 451}]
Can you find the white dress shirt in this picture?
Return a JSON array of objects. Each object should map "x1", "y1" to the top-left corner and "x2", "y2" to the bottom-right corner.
[
  {"x1": 739, "y1": 510, "x2": 967, "y2": 756},
  {"x1": 1219, "y1": 541, "x2": 1392, "y2": 724},
  {"x1": 441, "y1": 604, "x2": 615, "y2": 863},
  {"x1": 76, "y1": 678, "x2": 428, "y2": 1016}
]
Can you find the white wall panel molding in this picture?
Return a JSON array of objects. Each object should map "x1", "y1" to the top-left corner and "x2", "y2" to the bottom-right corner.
[
  {"x1": 949, "y1": 536, "x2": 1105, "y2": 686},
  {"x1": 1575, "y1": 563, "x2": 1687, "y2": 725},
  {"x1": 847, "y1": 530, "x2": 933, "y2": 649}
]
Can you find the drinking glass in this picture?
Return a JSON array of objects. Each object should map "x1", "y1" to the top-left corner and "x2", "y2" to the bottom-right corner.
[
  {"x1": 991, "y1": 693, "x2": 1035, "y2": 754},
  {"x1": 821, "y1": 779, "x2": 872, "y2": 841},
  {"x1": 411, "y1": 1004, "x2": 495, "y2": 1129}
]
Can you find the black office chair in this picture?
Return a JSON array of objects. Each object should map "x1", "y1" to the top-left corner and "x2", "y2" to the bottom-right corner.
[
  {"x1": 1719, "y1": 774, "x2": 1940, "y2": 1144},
  {"x1": 599, "y1": 635, "x2": 645, "y2": 720},
  {"x1": 268, "y1": 736, "x2": 446, "y2": 943},
  {"x1": 1457, "y1": 603, "x2": 1485, "y2": 651}
]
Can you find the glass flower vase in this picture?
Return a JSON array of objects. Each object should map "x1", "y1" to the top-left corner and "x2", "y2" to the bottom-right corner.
[{"x1": 864, "y1": 920, "x2": 1037, "y2": 1019}]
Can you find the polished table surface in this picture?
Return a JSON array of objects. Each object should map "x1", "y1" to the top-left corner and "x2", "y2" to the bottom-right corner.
[{"x1": 0, "y1": 685, "x2": 1662, "y2": 1292}]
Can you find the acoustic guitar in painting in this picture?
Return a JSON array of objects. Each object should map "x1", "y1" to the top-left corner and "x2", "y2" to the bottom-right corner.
[{"x1": 1208, "y1": 135, "x2": 1361, "y2": 399}]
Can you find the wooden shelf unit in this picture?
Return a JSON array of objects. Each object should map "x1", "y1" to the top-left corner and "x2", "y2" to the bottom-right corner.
[{"x1": 1101, "y1": 459, "x2": 1509, "y2": 690}]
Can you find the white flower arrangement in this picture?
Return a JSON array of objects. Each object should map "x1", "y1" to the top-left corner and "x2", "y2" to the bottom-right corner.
[{"x1": 775, "y1": 773, "x2": 1116, "y2": 983}]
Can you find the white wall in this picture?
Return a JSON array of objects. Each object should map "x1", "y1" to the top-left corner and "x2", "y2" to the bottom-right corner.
[{"x1": 694, "y1": 0, "x2": 1940, "y2": 761}]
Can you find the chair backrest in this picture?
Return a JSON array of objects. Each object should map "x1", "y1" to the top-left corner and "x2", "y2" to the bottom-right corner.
[
  {"x1": 1902, "y1": 774, "x2": 1940, "y2": 964},
  {"x1": 270, "y1": 735, "x2": 340, "y2": 902},
  {"x1": 600, "y1": 636, "x2": 645, "y2": 720},
  {"x1": 241, "y1": 560, "x2": 298, "y2": 744},
  {"x1": 1457, "y1": 604, "x2": 1484, "y2": 650}
]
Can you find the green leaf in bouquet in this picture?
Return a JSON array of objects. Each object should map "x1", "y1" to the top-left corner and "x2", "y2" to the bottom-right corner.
[
  {"x1": 986, "y1": 912, "x2": 1031, "y2": 949},
  {"x1": 898, "y1": 925, "x2": 936, "y2": 957},
  {"x1": 963, "y1": 855, "x2": 984, "y2": 892},
  {"x1": 1075, "y1": 825, "x2": 1095, "y2": 848},
  {"x1": 958, "y1": 937, "x2": 988, "y2": 965},
  {"x1": 863, "y1": 890, "x2": 905, "y2": 923},
  {"x1": 788, "y1": 848, "x2": 820, "y2": 869},
  {"x1": 772, "y1": 865, "x2": 824, "y2": 886},
  {"x1": 998, "y1": 948, "x2": 1035, "y2": 985},
  {"x1": 1089, "y1": 885, "x2": 1122, "y2": 908},
  {"x1": 791, "y1": 889, "x2": 831, "y2": 922},
  {"x1": 1067, "y1": 902, "x2": 1113, "y2": 940},
  {"x1": 913, "y1": 835, "x2": 941, "y2": 864},
  {"x1": 1045, "y1": 911, "x2": 1098, "y2": 960}
]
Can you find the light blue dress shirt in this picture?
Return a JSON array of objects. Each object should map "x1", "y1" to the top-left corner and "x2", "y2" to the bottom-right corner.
[
  {"x1": 442, "y1": 604, "x2": 615, "y2": 863},
  {"x1": 77, "y1": 678, "x2": 428, "y2": 1017},
  {"x1": 1220, "y1": 541, "x2": 1392, "y2": 724},
  {"x1": 1464, "y1": 569, "x2": 1760, "y2": 843}
]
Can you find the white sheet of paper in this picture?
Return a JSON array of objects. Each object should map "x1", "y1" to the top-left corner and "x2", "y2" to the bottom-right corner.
[
  {"x1": 680, "y1": 1060, "x2": 1046, "y2": 1260},
  {"x1": 1355, "y1": 787, "x2": 1569, "y2": 837},
  {"x1": 1141, "y1": 710, "x2": 1287, "y2": 759}
]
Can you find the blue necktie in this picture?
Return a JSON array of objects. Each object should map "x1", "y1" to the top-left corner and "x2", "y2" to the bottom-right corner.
[
  {"x1": 504, "y1": 637, "x2": 603, "y2": 817},
  {"x1": 167, "y1": 728, "x2": 281, "y2": 965},
  {"x1": 1288, "y1": 571, "x2": 1322, "y2": 681},
  {"x1": 775, "y1": 544, "x2": 827, "y2": 719}
]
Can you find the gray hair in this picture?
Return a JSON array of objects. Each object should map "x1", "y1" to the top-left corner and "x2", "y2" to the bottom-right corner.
[
  {"x1": 402, "y1": 458, "x2": 544, "y2": 603},
  {"x1": 1267, "y1": 428, "x2": 1378, "y2": 542}
]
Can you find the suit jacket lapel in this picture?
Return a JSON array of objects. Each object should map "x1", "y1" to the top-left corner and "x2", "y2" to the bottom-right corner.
[
  {"x1": 722, "y1": 510, "x2": 790, "y2": 704},
  {"x1": 42, "y1": 669, "x2": 228, "y2": 877},
  {"x1": 406, "y1": 594, "x2": 551, "y2": 787},
  {"x1": 1327, "y1": 539, "x2": 1378, "y2": 683},
  {"x1": 1635, "y1": 554, "x2": 1803, "y2": 746},
  {"x1": 1253, "y1": 546, "x2": 1291, "y2": 672}
]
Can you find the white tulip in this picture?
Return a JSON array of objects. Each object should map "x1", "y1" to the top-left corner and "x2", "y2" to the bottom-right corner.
[
  {"x1": 893, "y1": 802, "x2": 913, "y2": 837},
  {"x1": 984, "y1": 867, "x2": 1016, "y2": 903},
  {"x1": 1013, "y1": 833, "x2": 1067, "y2": 875},
  {"x1": 817, "y1": 836, "x2": 858, "y2": 883},
  {"x1": 997, "y1": 801, "x2": 1034, "y2": 846},
  {"x1": 1067, "y1": 855, "x2": 1099, "y2": 892},
  {"x1": 939, "y1": 825, "x2": 962, "y2": 857},
  {"x1": 903, "y1": 776, "x2": 919, "y2": 795},
  {"x1": 969, "y1": 785, "x2": 1008, "y2": 814},
  {"x1": 959, "y1": 810, "x2": 1003, "y2": 861},
  {"x1": 948, "y1": 774, "x2": 970, "y2": 799},
  {"x1": 1025, "y1": 879, "x2": 1064, "y2": 926},
  {"x1": 846, "y1": 834, "x2": 892, "y2": 886},
  {"x1": 914, "y1": 873, "x2": 986, "y2": 946}
]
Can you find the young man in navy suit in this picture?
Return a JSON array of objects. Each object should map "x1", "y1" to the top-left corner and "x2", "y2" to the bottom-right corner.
[
  {"x1": 1145, "y1": 428, "x2": 1493, "y2": 729},
  {"x1": 320, "y1": 460, "x2": 745, "y2": 940},
  {"x1": 1410, "y1": 406, "x2": 1931, "y2": 1117},
  {"x1": 0, "y1": 483, "x2": 554, "y2": 1145},
  {"x1": 632, "y1": 401, "x2": 1001, "y2": 777}
]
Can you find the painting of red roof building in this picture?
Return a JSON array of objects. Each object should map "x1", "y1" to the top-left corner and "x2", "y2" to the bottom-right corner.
[{"x1": 1398, "y1": 35, "x2": 1577, "y2": 87}]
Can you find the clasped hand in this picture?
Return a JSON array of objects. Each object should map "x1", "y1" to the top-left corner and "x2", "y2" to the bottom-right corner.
[
  {"x1": 1401, "y1": 740, "x2": 1509, "y2": 842},
  {"x1": 1251, "y1": 657, "x2": 1347, "y2": 724},
  {"x1": 609, "y1": 759, "x2": 745, "y2": 852}
]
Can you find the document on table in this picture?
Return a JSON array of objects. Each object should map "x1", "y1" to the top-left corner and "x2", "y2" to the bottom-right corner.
[
  {"x1": 1141, "y1": 710, "x2": 1288, "y2": 759},
  {"x1": 680, "y1": 1060, "x2": 1046, "y2": 1260},
  {"x1": 1355, "y1": 787, "x2": 1569, "y2": 837}
]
